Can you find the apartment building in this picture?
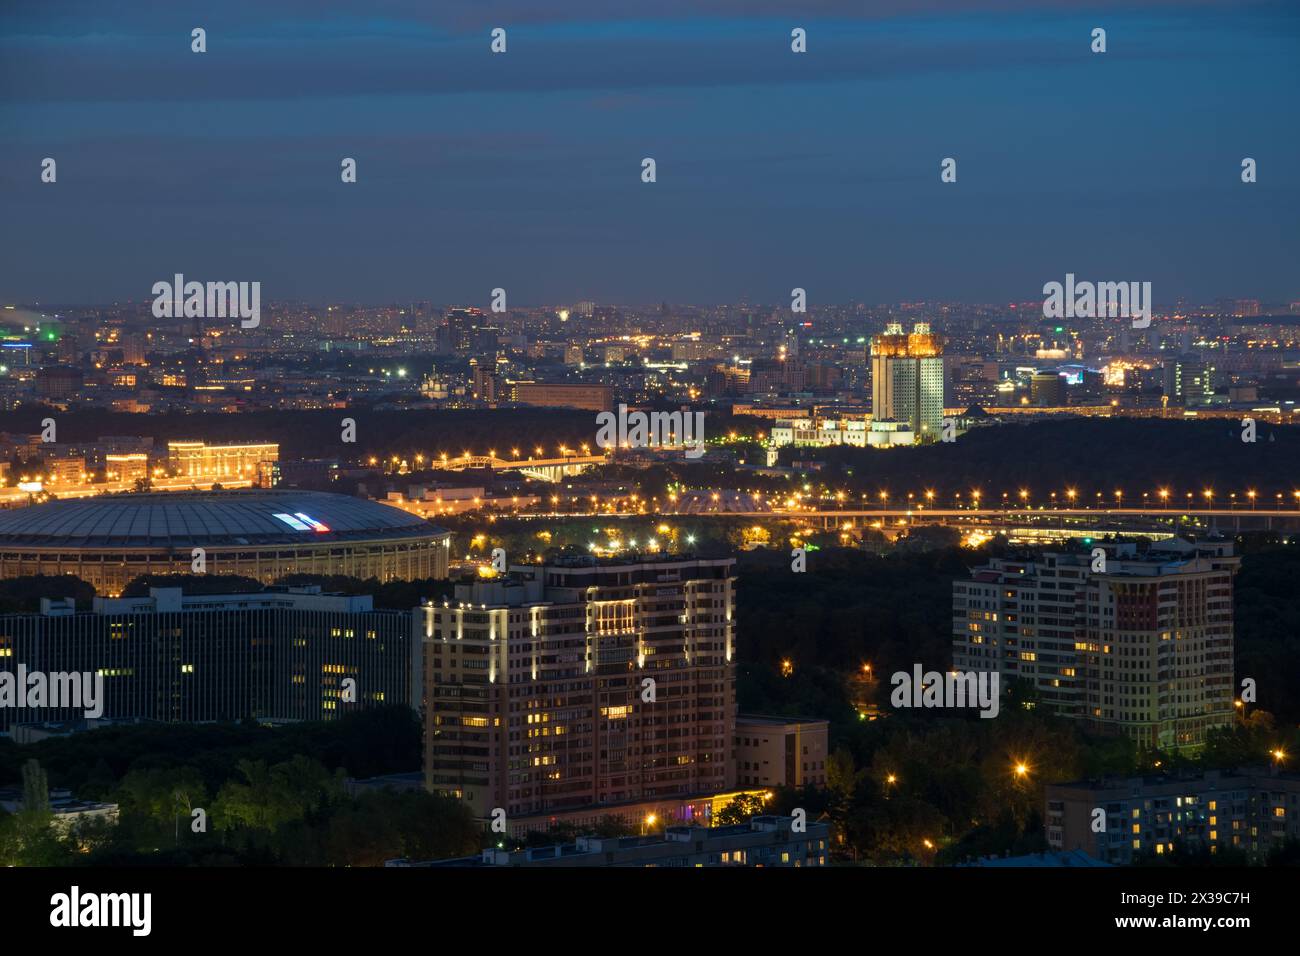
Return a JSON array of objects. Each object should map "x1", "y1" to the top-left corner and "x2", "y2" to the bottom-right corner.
[
  {"x1": 510, "y1": 382, "x2": 614, "y2": 412},
  {"x1": 421, "y1": 555, "x2": 736, "y2": 818},
  {"x1": 954, "y1": 538, "x2": 1238, "y2": 752},
  {"x1": 735, "y1": 714, "x2": 829, "y2": 789},
  {"x1": 1046, "y1": 767, "x2": 1300, "y2": 863}
]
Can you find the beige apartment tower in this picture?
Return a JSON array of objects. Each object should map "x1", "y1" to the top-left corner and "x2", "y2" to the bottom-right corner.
[{"x1": 422, "y1": 556, "x2": 736, "y2": 818}]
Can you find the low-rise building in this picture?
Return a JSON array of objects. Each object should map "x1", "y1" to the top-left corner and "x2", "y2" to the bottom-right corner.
[
  {"x1": 735, "y1": 715, "x2": 828, "y2": 790},
  {"x1": 388, "y1": 815, "x2": 830, "y2": 867},
  {"x1": 1046, "y1": 766, "x2": 1300, "y2": 863},
  {"x1": 0, "y1": 787, "x2": 119, "y2": 831}
]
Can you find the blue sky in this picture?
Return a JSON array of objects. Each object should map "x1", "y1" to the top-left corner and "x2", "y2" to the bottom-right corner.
[{"x1": 1, "y1": 0, "x2": 1296, "y2": 306}]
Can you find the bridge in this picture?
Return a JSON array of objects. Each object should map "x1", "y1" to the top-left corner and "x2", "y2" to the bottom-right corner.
[
  {"x1": 676, "y1": 507, "x2": 1300, "y2": 534},
  {"x1": 439, "y1": 452, "x2": 607, "y2": 482}
]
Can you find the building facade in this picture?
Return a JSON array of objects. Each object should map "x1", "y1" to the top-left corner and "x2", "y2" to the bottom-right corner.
[
  {"x1": 422, "y1": 555, "x2": 736, "y2": 818},
  {"x1": 0, "y1": 587, "x2": 418, "y2": 733},
  {"x1": 167, "y1": 440, "x2": 279, "y2": 481},
  {"x1": 870, "y1": 322, "x2": 945, "y2": 441},
  {"x1": 1046, "y1": 767, "x2": 1300, "y2": 863},
  {"x1": 510, "y1": 382, "x2": 614, "y2": 412},
  {"x1": 954, "y1": 538, "x2": 1238, "y2": 752},
  {"x1": 735, "y1": 714, "x2": 829, "y2": 790}
]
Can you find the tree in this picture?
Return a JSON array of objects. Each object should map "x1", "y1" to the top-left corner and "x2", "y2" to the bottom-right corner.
[
  {"x1": 826, "y1": 748, "x2": 863, "y2": 808},
  {"x1": 715, "y1": 792, "x2": 767, "y2": 826},
  {"x1": 21, "y1": 759, "x2": 49, "y2": 816}
]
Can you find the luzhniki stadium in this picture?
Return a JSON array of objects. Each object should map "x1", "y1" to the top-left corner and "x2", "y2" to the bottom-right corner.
[{"x1": 0, "y1": 490, "x2": 450, "y2": 594}]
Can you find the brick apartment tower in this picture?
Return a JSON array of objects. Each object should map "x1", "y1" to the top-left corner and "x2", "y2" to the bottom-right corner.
[{"x1": 954, "y1": 538, "x2": 1238, "y2": 752}]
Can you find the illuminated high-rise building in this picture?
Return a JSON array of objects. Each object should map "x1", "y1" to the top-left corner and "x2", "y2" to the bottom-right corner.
[
  {"x1": 422, "y1": 555, "x2": 736, "y2": 818},
  {"x1": 954, "y1": 538, "x2": 1238, "y2": 752},
  {"x1": 870, "y1": 322, "x2": 944, "y2": 441}
]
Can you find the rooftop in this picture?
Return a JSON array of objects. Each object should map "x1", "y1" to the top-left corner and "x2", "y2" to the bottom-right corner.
[{"x1": 0, "y1": 489, "x2": 445, "y2": 548}]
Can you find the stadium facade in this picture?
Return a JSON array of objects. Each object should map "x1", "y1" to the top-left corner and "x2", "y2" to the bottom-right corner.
[{"x1": 0, "y1": 490, "x2": 450, "y2": 594}]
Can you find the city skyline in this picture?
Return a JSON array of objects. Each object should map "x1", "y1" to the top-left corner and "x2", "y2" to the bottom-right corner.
[{"x1": 1, "y1": 0, "x2": 1298, "y2": 903}]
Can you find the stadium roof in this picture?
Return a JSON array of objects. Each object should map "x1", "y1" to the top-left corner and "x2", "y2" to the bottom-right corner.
[{"x1": 0, "y1": 491, "x2": 445, "y2": 549}]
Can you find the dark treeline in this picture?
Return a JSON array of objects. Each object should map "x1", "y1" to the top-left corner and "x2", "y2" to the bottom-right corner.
[
  {"x1": 1234, "y1": 543, "x2": 1300, "y2": 721},
  {"x1": 736, "y1": 546, "x2": 963, "y2": 687},
  {"x1": 0, "y1": 574, "x2": 97, "y2": 613},
  {"x1": 0, "y1": 704, "x2": 421, "y2": 794},
  {"x1": 0, "y1": 573, "x2": 458, "y2": 613},
  {"x1": 772, "y1": 417, "x2": 1300, "y2": 498},
  {"x1": 119, "y1": 572, "x2": 457, "y2": 609},
  {"x1": 0, "y1": 708, "x2": 485, "y2": 866},
  {"x1": 0, "y1": 407, "x2": 601, "y2": 462}
]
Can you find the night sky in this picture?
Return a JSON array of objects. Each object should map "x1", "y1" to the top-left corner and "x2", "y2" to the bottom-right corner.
[{"x1": 2, "y1": 0, "x2": 1297, "y2": 306}]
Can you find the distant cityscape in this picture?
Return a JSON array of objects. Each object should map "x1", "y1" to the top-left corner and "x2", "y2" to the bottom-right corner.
[
  {"x1": 3, "y1": 296, "x2": 1298, "y2": 423},
  {"x1": 0, "y1": 294, "x2": 1295, "y2": 871},
  {"x1": 3, "y1": 0, "x2": 1298, "y2": 900}
]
